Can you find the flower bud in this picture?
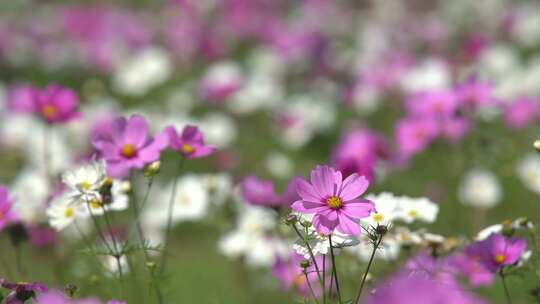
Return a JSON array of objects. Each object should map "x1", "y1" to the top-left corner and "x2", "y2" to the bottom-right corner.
[
  {"x1": 301, "y1": 220, "x2": 312, "y2": 228},
  {"x1": 64, "y1": 283, "x2": 79, "y2": 298},
  {"x1": 300, "y1": 259, "x2": 310, "y2": 269},
  {"x1": 143, "y1": 161, "x2": 161, "y2": 177},
  {"x1": 285, "y1": 214, "x2": 298, "y2": 225}
]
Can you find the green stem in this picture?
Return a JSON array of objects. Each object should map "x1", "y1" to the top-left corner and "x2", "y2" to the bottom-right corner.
[
  {"x1": 304, "y1": 271, "x2": 320, "y2": 304},
  {"x1": 328, "y1": 235, "x2": 342, "y2": 304},
  {"x1": 292, "y1": 225, "x2": 324, "y2": 290},
  {"x1": 500, "y1": 270, "x2": 513, "y2": 304},
  {"x1": 354, "y1": 234, "x2": 383, "y2": 304}
]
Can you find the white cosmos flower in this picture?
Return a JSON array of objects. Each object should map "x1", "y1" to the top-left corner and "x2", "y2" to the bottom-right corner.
[
  {"x1": 516, "y1": 154, "x2": 540, "y2": 194},
  {"x1": 83, "y1": 179, "x2": 130, "y2": 216},
  {"x1": 458, "y1": 168, "x2": 502, "y2": 208},
  {"x1": 62, "y1": 160, "x2": 107, "y2": 203},
  {"x1": 265, "y1": 152, "x2": 294, "y2": 179},
  {"x1": 201, "y1": 173, "x2": 232, "y2": 206},
  {"x1": 199, "y1": 113, "x2": 237, "y2": 148},
  {"x1": 113, "y1": 47, "x2": 172, "y2": 96},
  {"x1": 11, "y1": 168, "x2": 49, "y2": 224},
  {"x1": 362, "y1": 192, "x2": 401, "y2": 227},
  {"x1": 401, "y1": 58, "x2": 450, "y2": 93},
  {"x1": 47, "y1": 193, "x2": 87, "y2": 231},
  {"x1": 395, "y1": 196, "x2": 439, "y2": 224},
  {"x1": 347, "y1": 233, "x2": 400, "y2": 262}
]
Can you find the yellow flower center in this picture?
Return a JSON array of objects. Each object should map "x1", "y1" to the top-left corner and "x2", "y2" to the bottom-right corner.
[
  {"x1": 120, "y1": 144, "x2": 137, "y2": 158},
  {"x1": 90, "y1": 199, "x2": 102, "y2": 209},
  {"x1": 408, "y1": 210, "x2": 418, "y2": 218},
  {"x1": 64, "y1": 207, "x2": 74, "y2": 218},
  {"x1": 326, "y1": 196, "x2": 343, "y2": 209},
  {"x1": 181, "y1": 143, "x2": 195, "y2": 154},
  {"x1": 373, "y1": 213, "x2": 384, "y2": 223},
  {"x1": 79, "y1": 181, "x2": 92, "y2": 191},
  {"x1": 494, "y1": 254, "x2": 506, "y2": 265},
  {"x1": 41, "y1": 104, "x2": 58, "y2": 119}
]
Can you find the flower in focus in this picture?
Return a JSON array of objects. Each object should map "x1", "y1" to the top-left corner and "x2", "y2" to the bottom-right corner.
[
  {"x1": 458, "y1": 168, "x2": 502, "y2": 208},
  {"x1": 0, "y1": 185, "x2": 17, "y2": 231},
  {"x1": 466, "y1": 233, "x2": 527, "y2": 272},
  {"x1": 92, "y1": 115, "x2": 169, "y2": 177},
  {"x1": 291, "y1": 165, "x2": 375, "y2": 235},
  {"x1": 165, "y1": 125, "x2": 215, "y2": 159},
  {"x1": 0, "y1": 278, "x2": 48, "y2": 304}
]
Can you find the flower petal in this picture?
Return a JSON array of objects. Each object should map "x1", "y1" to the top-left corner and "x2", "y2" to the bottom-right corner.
[
  {"x1": 311, "y1": 165, "x2": 336, "y2": 197},
  {"x1": 336, "y1": 214, "x2": 360, "y2": 236},
  {"x1": 291, "y1": 200, "x2": 328, "y2": 213},
  {"x1": 295, "y1": 178, "x2": 322, "y2": 203},
  {"x1": 341, "y1": 199, "x2": 375, "y2": 219},
  {"x1": 125, "y1": 115, "x2": 149, "y2": 147},
  {"x1": 339, "y1": 174, "x2": 369, "y2": 201},
  {"x1": 313, "y1": 213, "x2": 338, "y2": 235}
]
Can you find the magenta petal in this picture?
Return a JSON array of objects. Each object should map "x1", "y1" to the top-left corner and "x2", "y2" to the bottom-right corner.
[
  {"x1": 110, "y1": 117, "x2": 127, "y2": 145},
  {"x1": 336, "y1": 214, "x2": 360, "y2": 236},
  {"x1": 311, "y1": 165, "x2": 336, "y2": 197},
  {"x1": 341, "y1": 199, "x2": 375, "y2": 219},
  {"x1": 189, "y1": 145, "x2": 215, "y2": 158},
  {"x1": 291, "y1": 200, "x2": 328, "y2": 213},
  {"x1": 124, "y1": 115, "x2": 149, "y2": 147},
  {"x1": 339, "y1": 174, "x2": 369, "y2": 201},
  {"x1": 295, "y1": 178, "x2": 321, "y2": 203},
  {"x1": 107, "y1": 162, "x2": 130, "y2": 178},
  {"x1": 312, "y1": 213, "x2": 338, "y2": 235}
]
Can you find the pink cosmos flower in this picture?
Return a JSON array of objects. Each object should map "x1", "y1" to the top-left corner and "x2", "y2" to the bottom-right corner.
[
  {"x1": 92, "y1": 115, "x2": 169, "y2": 178},
  {"x1": 365, "y1": 272, "x2": 486, "y2": 304},
  {"x1": 503, "y1": 96, "x2": 540, "y2": 129},
  {"x1": 450, "y1": 253, "x2": 494, "y2": 287},
  {"x1": 271, "y1": 252, "x2": 328, "y2": 298},
  {"x1": 395, "y1": 118, "x2": 439, "y2": 157},
  {"x1": 406, "y1": 90, "x2": 459, "y2": 118},
  {"x1": 0, "y1": 185, "x2": 17, "y2": 232},
  {"x1": 8, "y1": 84, "x2": 80, "y2": 124},
  {"x1": 291, "y1": 165, "x2": 374, "y2": 235},
  {"x1": 165, "y1": 125, "x2": 215, "y2": 159},
  {"x1": 466, "y1": 233, "x2": 527, "y2": 272},
  {"x1": 331, "y1": 129, "x2": 390, "y2": 182},
  {"x1": 240, "y1": 176, "x2": 299, "y2": 208},
  {"x1": 455, "y1": 76, "x2": 495, "y2": 109},
  {"x1": 1, "y1": 278, "x2": 48, "y2": 304}
]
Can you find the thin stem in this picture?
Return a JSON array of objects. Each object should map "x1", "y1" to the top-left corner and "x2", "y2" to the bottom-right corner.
[
  {"x1": 322, "y1": 255, "x2": 326, "y2": 304},
  {"x1": 129, "y1": 176, "x2": 153, "y2": 260},
  {"x1": 292, "y1": 225, "x2": 324, "y2": 289},
  {"x1": 303, "y1": 271, "x2": 320, "y2": 304},
  {"x1": 354, "y1": 234, "x2": 383, "y2": 304},
  {"x1": 15, "y1": 244, "x2": 23, "y2": 275},
  {"x1": 500, "y1": 270, "x2": 513, "y2": 304},
  {"x1": 101, "y1": 206, "x2": 126, "y2": 300},
  {"x1": 86, "y1": 202, "x2": 114, "y2": 255},
  {"x1": 159, "y1": 158, "x2": 184, "y2": 274},
  {"x1": 328, "y1": 235, "x2": 342, "y2": 304}
]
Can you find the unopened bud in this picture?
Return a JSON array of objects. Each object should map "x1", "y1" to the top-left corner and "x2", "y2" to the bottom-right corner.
[
  {"x1": 300, "y1": 259, "x2": 310, "y2": 269},
  {"x1": 534, "y1": 140, "x2": 540, "y2": 153},
  {"x1": 143, "y1": 161, "x2": 161, "y2": 177},
  {"x1": 285, "y1": 214, "x2": 298, "y2": 225},
  {"x1": 64, "y1": 283, "x2": 79, "y2": 298},
  {"x1": 376, "y1": 225, "x2": 388, "y2": 236},
  {"x1": 146, "y1": 261, "x2": 157, "y2": 271},
  {"x1": 301, "y1": 220, "x2": 312, "y2": 228}
]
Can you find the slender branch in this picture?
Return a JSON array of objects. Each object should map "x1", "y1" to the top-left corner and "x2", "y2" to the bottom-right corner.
[
  {"x1": 292, "y1": 224, "x2": 324, "y2": 289},
  {"x1": 354, "y1": 234, "x2": 383, "y2": 304},
  {"x1": 159, "y1": 158, "x2": 184, "y2": 274},
  {"x1": 500, "y1": 270, "x2": 513, "y2": 304},
  {"x1": 303, "y1": 271, "x2": 320, "y2": 304},
  {"x1": 328, "y1": 235, "x2": 342, "y2": 304}
]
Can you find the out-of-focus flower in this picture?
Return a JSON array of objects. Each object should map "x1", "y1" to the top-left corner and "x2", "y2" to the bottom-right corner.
[
  {"x1": 0, "y1": 185, "x2": 17, "y2": 231},
  {"x1": 516, "y1": 153, "x2": 540, "y2": 194},
  {"x1": 265, "y1": 152, "x2": 294, "y2": 179},
  {"x1": 331, "y1": 129, "x2": 390, "y2": 182},
  {"x1": 395, "y1": 118, "x2": 439, "y2": 157},
  {"x1": 503, "y1": 96, "x2": 540, "y2": 129},
  {"x1": 394, "y1": 196, "x2": 439, "y2": 224},
  {"x1": 239, "y1": 176, "x2": 281, "y2": 207},
  {"x1": 272, "y1": 252, "x2": 327, "y2": 298},
  {"x1": 199, "y1": 61, "x2": 242, "y2": 103},
  {"x1": 199, "y1": 113, "x2": 237, "y2": 149},
  {"x1": 165, "y1": 125, "x2": 215, "y2": 159},
  {"x1": 458, "y1": 168, "x2": 502, "y2": 208},
  {"x1": 92, "y1": 115, "x2": 168, "y2": 177},
  {"x1": 400, "y1": 58, "x2": 450, "y2": 93},
  {"x1": 348, "y1": 233, "x2": 401, "y2": 262},
  {"x1": 466, "y1": 233, "x2": 527, "y2": 272},
  {"x1": 9, "y1": 84, "x2": 80, "y2": 124},
  {"x1": 364, "y1": 272, "x2": 486, "y2": 304},
  {"x1": 0, "y1": 278, "x2": 48, "y2": 304},
  {"x1": 455, "y1": 76, "x2": 495, "y2": 109},
  {"x1": 112, "y1": 47, "x2": 172, "y2": 96},
  {"x1": 362, "y1": 192, "x2": 400, "y2": 227},
  {"x1": 450, "y1": 252, "x2": 494, "y2": 287},
  {"x1": 10, "y1": 168, "x2": 49, "y2": 224},
  {"x1": 291, "y1": 165, "x2": 374, "y2": 235},
  {"x1": 61, "y1": 160, "x2": 107, "y2": 203}
]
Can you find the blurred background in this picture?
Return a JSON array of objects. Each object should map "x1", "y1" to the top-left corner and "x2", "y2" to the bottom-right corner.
[{"x1": 0, "y1": 0, "x2": 540, "y2": 303}]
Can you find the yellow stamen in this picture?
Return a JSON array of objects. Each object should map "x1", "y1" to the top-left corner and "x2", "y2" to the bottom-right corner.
[
  {"x1": 373, "y1": 213, "x2": 384, "y2": 223},
  {"x1": 181, "y1": 143, "x2": 195, "y2": 154},
  {"x1": 79, "y1": 181, "x2": 92, "y2": 191},
  {"x1": 90, "y1": 199, "x2": 102, "y2": 209},
  {"x1": 41, "y1": 104, "x2": 58, "y2": 119},
  {"x1": 64, "y1": 207, "x2": 74, "y2": 218},
  {"x1": 494, "y1": 254, "x2": 505, "y2": 265},
  {"x1": 326, "y1": 196, "x2": 343, "y2": 209},
  {"x1": 120, "y1": 144, "x2": 137, "y2": 158},
  {"x1": 408, "y1": 210, "x2": 418, "y2": 218}
]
